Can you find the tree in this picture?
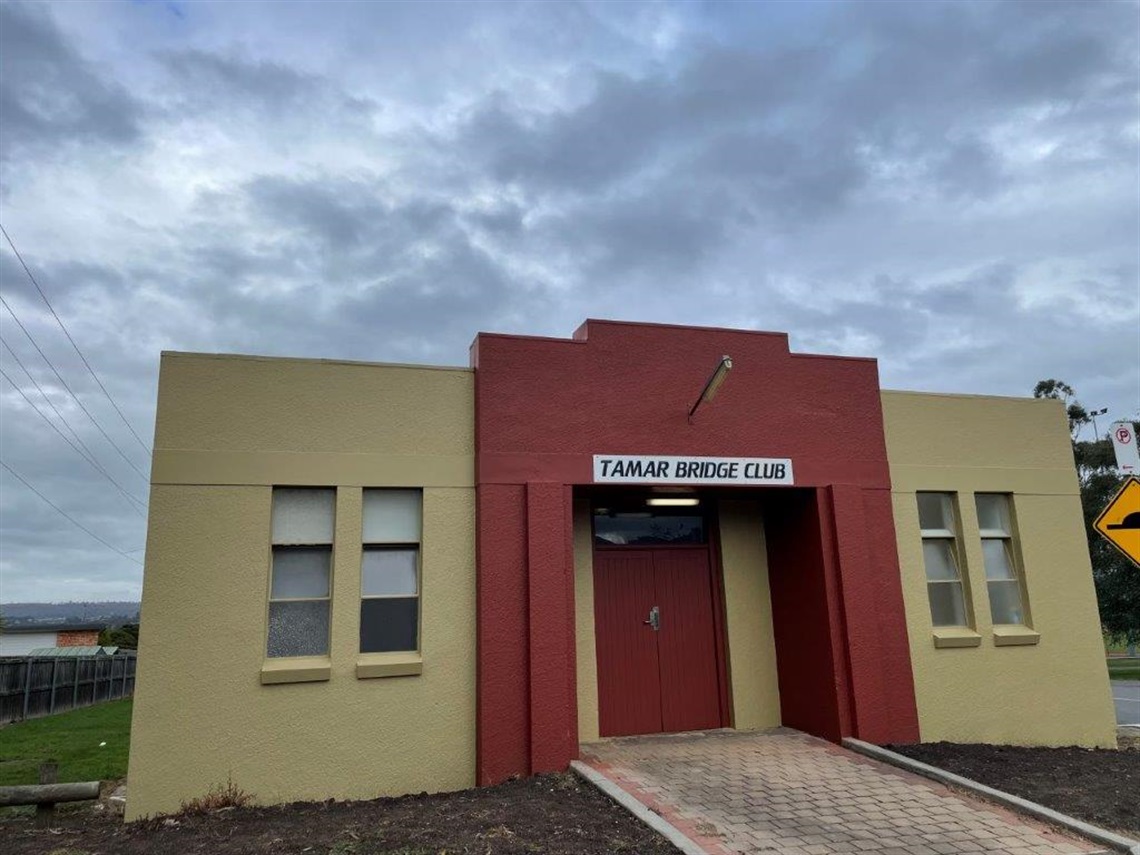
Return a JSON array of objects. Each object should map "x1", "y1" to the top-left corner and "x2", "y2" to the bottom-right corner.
[
  {"x1": 1033, "y1": 379, "x2": 1091, "y2": 438},
  {"x1": 1034, "y1": 380, "x2": 1139, "y2": 645},
  {"x1": 99, "y1": 623, "x2": 139, "y2": 650}
]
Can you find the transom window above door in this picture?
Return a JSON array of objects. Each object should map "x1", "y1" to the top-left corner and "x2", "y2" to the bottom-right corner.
[{"x1": 593, "y1": 500, "x2": 707, "y2": 546}]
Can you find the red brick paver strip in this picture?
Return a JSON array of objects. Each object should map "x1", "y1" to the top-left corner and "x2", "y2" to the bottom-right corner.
[{"x1": 580, "y1": 729, "x2": 1100, "y2": 855}]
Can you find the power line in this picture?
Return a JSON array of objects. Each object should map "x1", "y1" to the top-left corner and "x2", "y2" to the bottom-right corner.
[
  {"x1": 0, "y1": 222, "x2": 151, "y2": 454},
  {"x1": 0, "y1": 364, "x2": 147, "y2": 513},
  {"x1": 2, "y1": 336, "x2": 105, "y2": 472},
  {"x1": 0, "y1": 459, "x2": 143, "y2": 565},
  {"x1": 0, "y1": 365, "x2": 147, "y2": 515},
  {"x1": 0, "y1": 293, "x2": 149, "y2": 482}
]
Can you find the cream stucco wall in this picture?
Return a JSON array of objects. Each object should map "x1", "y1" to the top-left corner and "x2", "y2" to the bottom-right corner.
[
  {"x1": 572, "y1": 498, "x2": 780, "y2": 742},
  {"x1": 882, "y1": 390, "x2": 1116, "y2": 748},
  {"x1": 718, "y1": 499, "x2": 782, "y2": 730},
  {"x1": 573, "y1": 499, "x2": 601, "y2": 743},
  {"x1": 127, "y1": 353, "x2": 476, "y2": 820}
]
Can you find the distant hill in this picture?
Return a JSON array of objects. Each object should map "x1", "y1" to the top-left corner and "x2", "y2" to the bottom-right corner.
[{"x1": 0, "y1": 601, "x2": 140, "y2": 628}]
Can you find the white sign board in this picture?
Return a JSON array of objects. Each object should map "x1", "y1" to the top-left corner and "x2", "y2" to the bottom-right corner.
[
  {"x1": 593, "y1": 454, "x2": 794, "y2": 485},
  {"x1": 1110, "y1": 421, "x2": 1140, "y2": 476}
]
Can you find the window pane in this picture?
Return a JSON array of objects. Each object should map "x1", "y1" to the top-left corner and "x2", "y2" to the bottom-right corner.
[
  {"x1": 981, "y1": 539, "x2": 1016, "y2": 580},
  {"x1": 360, "y1": 597, "x2": 418, "y2": 652},
  {"x1": 271, "y1": 547, "x2": 330, "y2": 599},
  {"x1": 362, "y1": 548, "x2": 418, "y2": 596},
  {"x1": 988, "y1": 580, "x2": 1026, "y2": 625},
  {"x1": 594, "y1": 513, "x2": 705, "y2": 546},
  {"x1": 976, "y1": 494, "x2": 1010, "y2": 535},
  {"x1": 272, "y1": 488, "x2": 335, "y2": 544},
  {"x1": 928, "y1": 581, "x2": 967, "y2": 627},
  {"x1": 363, "y1": 489, "x2": 421, "y2": 543},
  {"x1": 267, "y1": 600, "x2": 330, "y2": 657},
  {"x1": 917, "y1": 493, "x2": 952, "y2": 532},
  {"x1": 921, "y1": 539, "x2": 959, "y2": 581}
]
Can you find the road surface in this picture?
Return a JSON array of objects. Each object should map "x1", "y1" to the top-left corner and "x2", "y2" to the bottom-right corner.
[{"x1": 1113, "y1": 679, "x2": 1140, "y2": 726}]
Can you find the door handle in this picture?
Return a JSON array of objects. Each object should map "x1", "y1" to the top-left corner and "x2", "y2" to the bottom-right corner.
[{"x1": 643, "y1": 606, "x2": 660, "y2": 631}]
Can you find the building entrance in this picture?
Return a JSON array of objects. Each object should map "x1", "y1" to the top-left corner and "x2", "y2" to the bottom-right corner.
[{"x1": 592, "y1": 504, "x2": 724, "y2": 737}]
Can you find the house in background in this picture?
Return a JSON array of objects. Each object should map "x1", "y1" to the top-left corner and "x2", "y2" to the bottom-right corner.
[
  {"x1": 27, "y1": 646, "x2": 131, "y2": 658},
  {"x1": 0, "y1": 622, "x2": 105, "y2": 656}
]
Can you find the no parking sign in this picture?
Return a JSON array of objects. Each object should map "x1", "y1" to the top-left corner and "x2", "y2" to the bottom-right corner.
[{"x1": 1110, "y1": 420, "x2": 1139, "y2": 476}]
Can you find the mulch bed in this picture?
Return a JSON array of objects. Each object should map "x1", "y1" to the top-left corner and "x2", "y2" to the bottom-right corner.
[
  {"x1": 889, "y1": 739, "x2": 1140, "y2": 838},
  {"x1": 0, "y1": 772, "x2": 678, "y2": 855}
]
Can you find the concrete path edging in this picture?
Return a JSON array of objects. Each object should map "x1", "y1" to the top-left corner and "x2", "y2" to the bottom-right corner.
[
  {"x1": 569, "y1": 759, "x2": 708, "y2": 855},
  {"x1": 843, "y1": 738, "x2": 1140, "y2": 855}
]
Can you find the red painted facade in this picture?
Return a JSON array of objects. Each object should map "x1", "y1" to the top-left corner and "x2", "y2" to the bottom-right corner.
[{"x1": 471, "y1": 320, "x2": 920, "y2": 785}]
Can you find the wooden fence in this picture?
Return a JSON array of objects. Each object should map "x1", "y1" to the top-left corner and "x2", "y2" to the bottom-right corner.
[{"x1": 0, "y1": 655, "x2": 136, "y2": 725}]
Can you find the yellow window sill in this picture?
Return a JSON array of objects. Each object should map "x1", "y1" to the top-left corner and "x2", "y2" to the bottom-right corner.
[
  {"x1": 992, "y1": 625, "x2": 1040, "y2": 647},
  {"x1": 932, "y1": 627, "x2": 982, "y2": 649},
  {"x1": 260, "y1": 656, "x2": 332, "y2": 685},
  {"x1": 356, "y1": 652, "x2": 422, "y2": 679}
]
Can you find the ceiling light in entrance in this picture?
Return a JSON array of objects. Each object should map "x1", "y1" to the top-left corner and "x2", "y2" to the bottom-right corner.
[{"x1": 646, "y1": 497, "x2": 701, "y2": 507}]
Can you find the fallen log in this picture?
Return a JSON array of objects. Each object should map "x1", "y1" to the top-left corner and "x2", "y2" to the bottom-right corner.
[{"x1": 0, "y1": 781, "x2": 101, "y2": 806}]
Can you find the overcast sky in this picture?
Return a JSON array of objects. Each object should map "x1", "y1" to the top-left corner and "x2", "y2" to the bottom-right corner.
[{"x1": 0, "y1": 0, "x2": 1137, "y2": 604}]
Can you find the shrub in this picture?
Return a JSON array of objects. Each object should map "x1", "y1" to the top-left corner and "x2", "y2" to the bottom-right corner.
[{"x1": 179, "y1": 775, "x2": 254, "y2": 815}]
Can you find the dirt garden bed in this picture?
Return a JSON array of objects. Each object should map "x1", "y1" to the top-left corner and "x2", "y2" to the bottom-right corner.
[
  {"x1": 889, "y1": 737, "x2": 1140, "y2": 838},
  {"x1": 0, "y1": 772, "x2": 678, "y2": 855}
]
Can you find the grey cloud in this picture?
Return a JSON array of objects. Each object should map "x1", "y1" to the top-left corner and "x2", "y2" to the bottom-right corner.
[
  {"x1": 143, "y1": 173, "x2": 553, "y2": 363},
  {"x1": 158, "y1": 49, "x2": 379, "y2": 121},
  {"x1": 529, "y1": 182, "x2": 747, "y2": 284},
  {"x1": 0, "y1": 253, "x2": 131, "y2": 306},
  {"x1": 928, "y1": 138, "x2": 1004, "y2": 199},
  {"x1": 456, "y1": 0, "x2": 1134, "y2": 225},
  {"x1": 921, "y1": 266, "x2": 1017, "y2": 318},
  {"x1": 244, "y1": 175, "x2": 389, "y2": 252},
  {"x1": 0, "y1": 253, "x2": 154, "y2": 431},
  {"x1": 236, "y1": 174, "x2": 469, "y2": 285},
  {"x1": 0, "y1": 2, "x2": 142, "y2": 160},
  {"x1": 768, "y1": 263, "x2": 1136, "y2": 413},
  {"x1": 161, "y1": 50, "x2": 316, "y2": 106},
  {"x1": 0, "y1": 343, "x2": 148, "y2": 600},
  {"x1": 1, "y1": 0, "x2": 1136, "y2": 602},
  {"x1": 838, "y1": 0, "x2": 1125, "y2": 113},
  {"x1": 686, "y1": 130, "x2": 866, "y2": 217},
  {"x1": 462, "y1": 204, "x2": 525, "y2": 236},
  {"x1": 479, "y1": 72, "x2": 678, "y2": 190},
  {"x1": 329, "y1": 239, "x2": 545, "y2": 359},
  {"x1": 460, "y1": 48, "x2": 829, "y2": 196}
]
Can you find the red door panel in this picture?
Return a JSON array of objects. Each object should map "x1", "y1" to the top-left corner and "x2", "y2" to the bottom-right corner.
[
  {"x1": 653, "y1": 550, "x2": 723, "y2": 733},
  {"x1": 593, "y1": 551, "x2": 662, "y2": 737}
]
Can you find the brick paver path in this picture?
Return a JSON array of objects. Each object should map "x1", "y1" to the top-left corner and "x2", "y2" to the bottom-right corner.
[{"x1": 580, "y1": 729, "x2": 1102, "y2": 855}]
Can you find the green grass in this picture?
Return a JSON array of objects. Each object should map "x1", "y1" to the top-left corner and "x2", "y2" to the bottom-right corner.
[
  {"x1": 1108, "y1": 658, "x2": 1140, "y2": 681},
  {"x1": 0, "y1": 699, "x2": 131, "y2": 785}
]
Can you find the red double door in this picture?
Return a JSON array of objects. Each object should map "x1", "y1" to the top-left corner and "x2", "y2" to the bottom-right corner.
[{"x1": 593, "y1": 547, "x2": 724, "y2": 737}]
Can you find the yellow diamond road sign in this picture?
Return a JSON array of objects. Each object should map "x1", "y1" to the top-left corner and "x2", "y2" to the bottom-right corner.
[{"x1": 1094, "y1": 476, "x2": 1140, "y2": 567}]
